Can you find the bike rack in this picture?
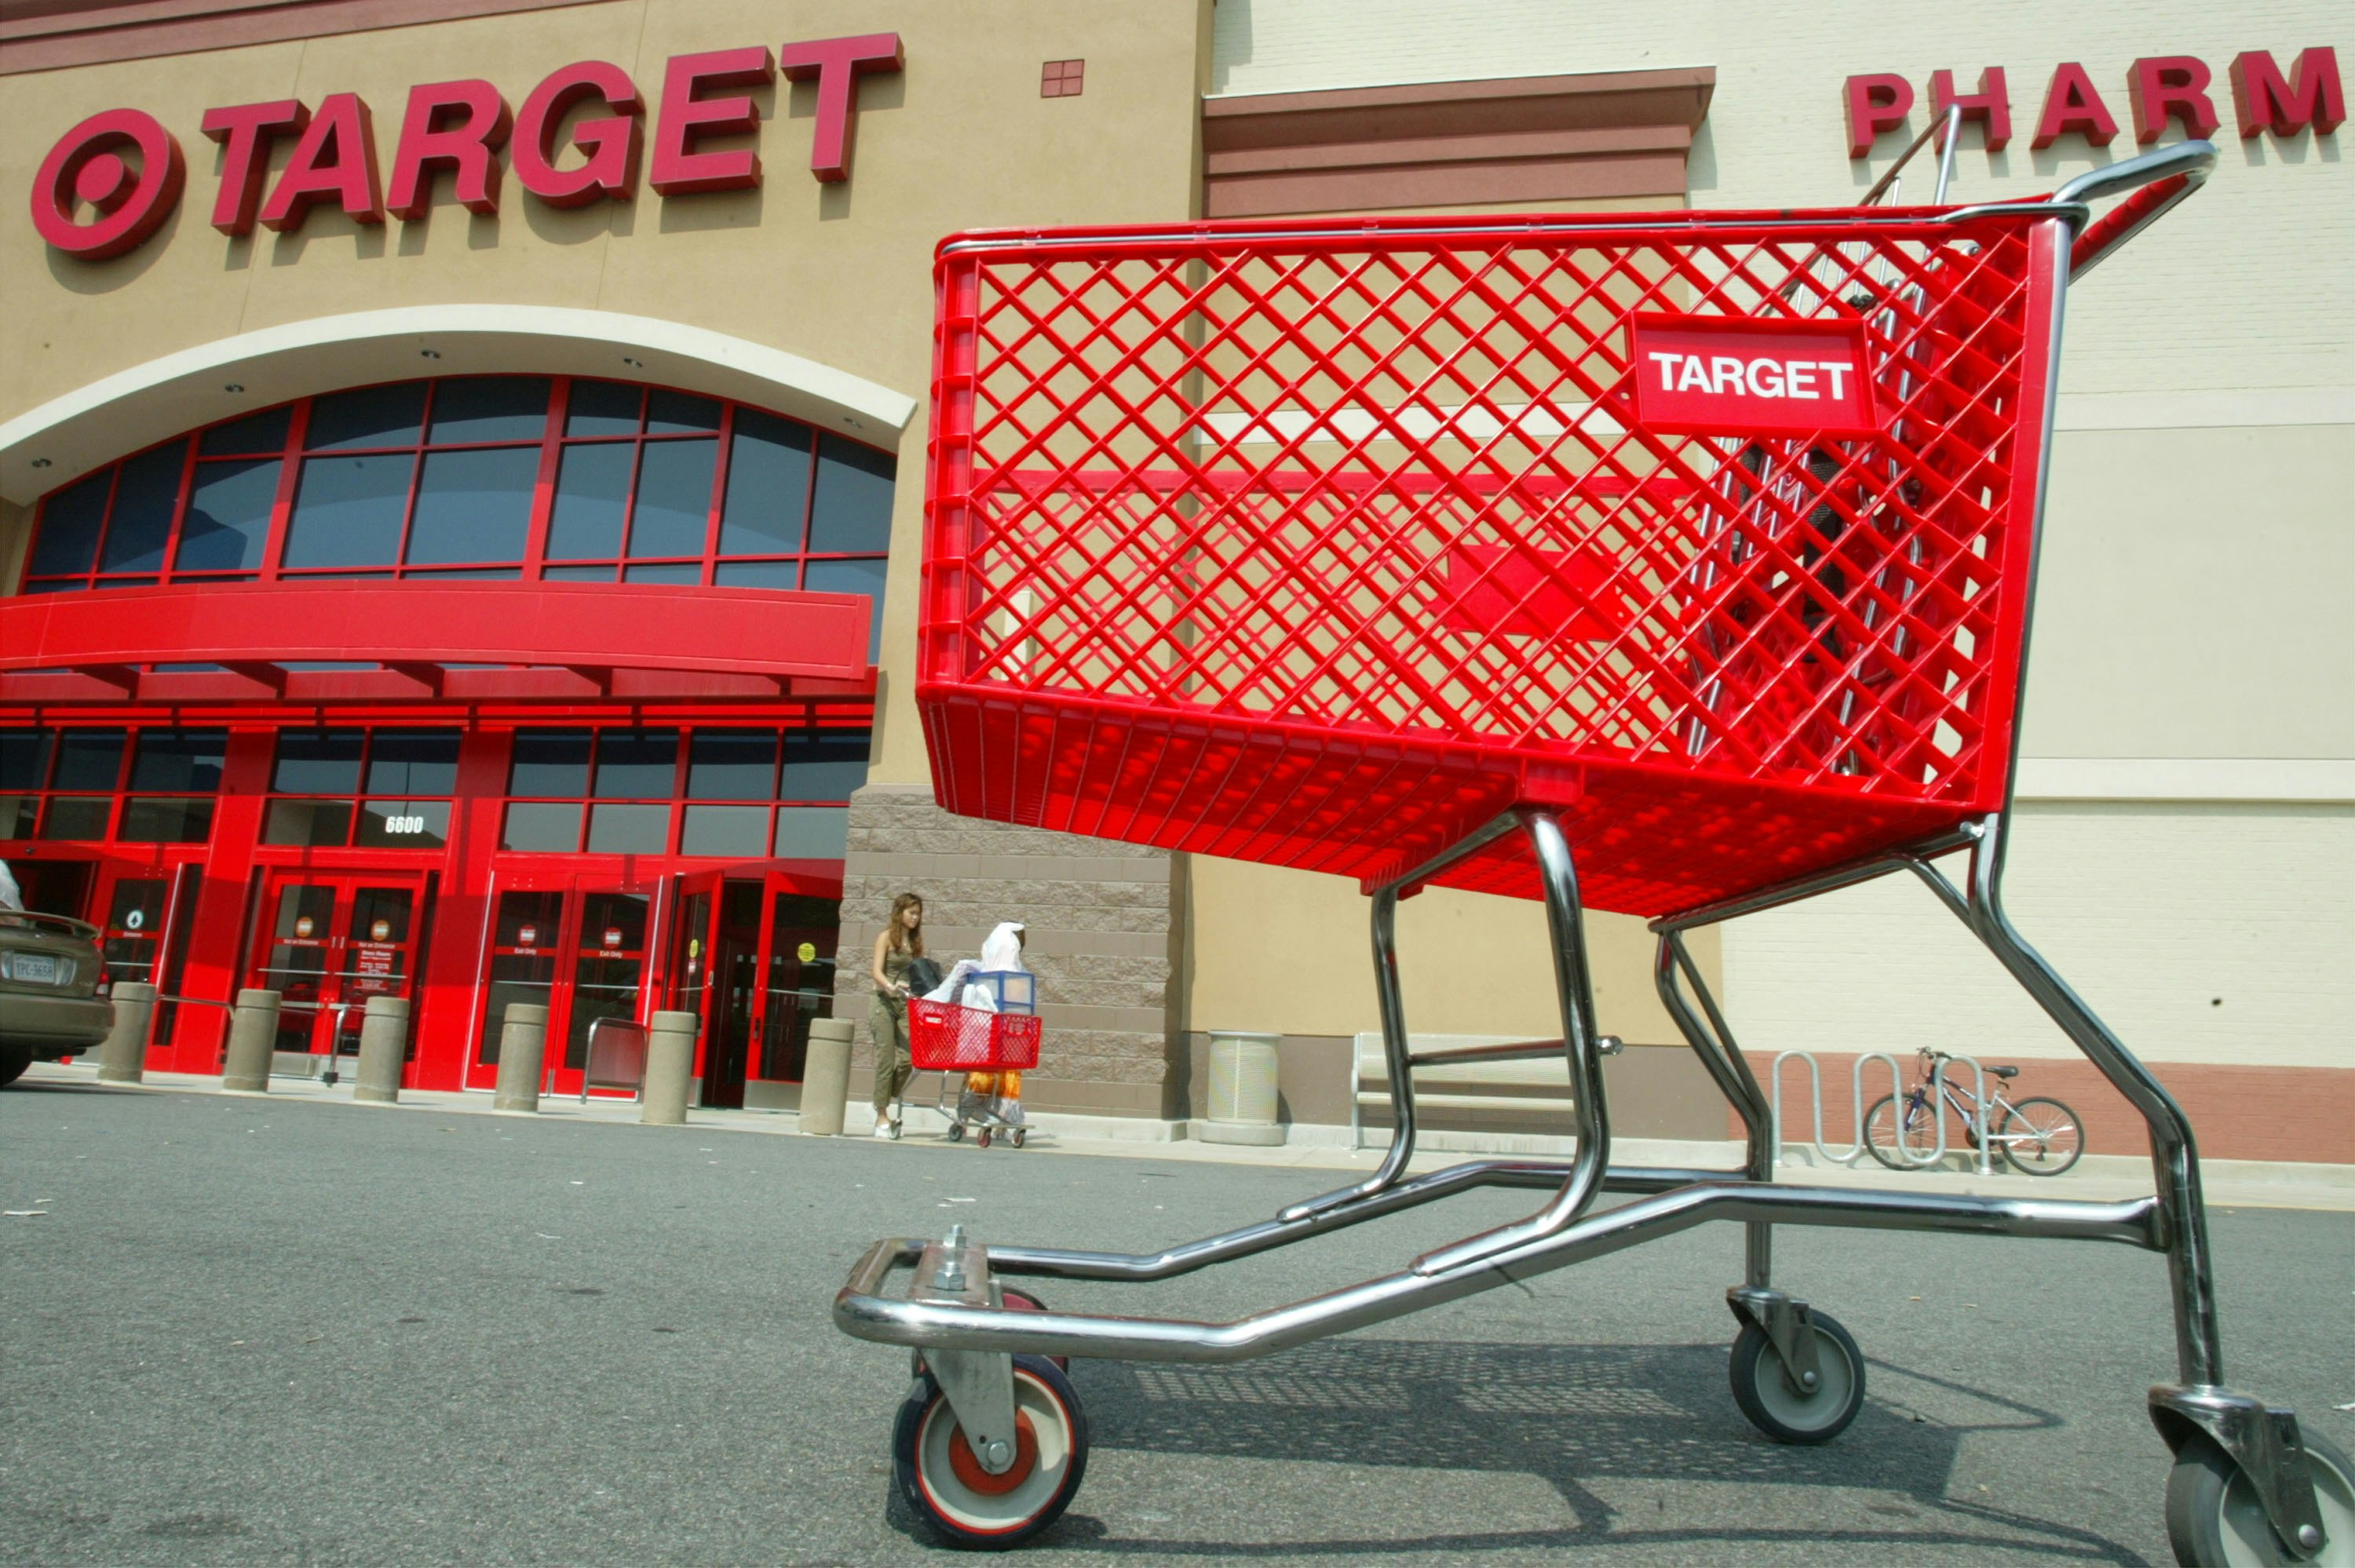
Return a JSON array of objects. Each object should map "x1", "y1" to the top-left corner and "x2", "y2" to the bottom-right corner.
[{"x1": 1769, "y1": 1050, "x2": 1998, "y2": 1175}]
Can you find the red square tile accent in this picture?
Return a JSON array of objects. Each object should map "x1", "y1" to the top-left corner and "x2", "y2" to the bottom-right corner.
[{"x1": 1041, "y1": 59, "x2": 1084, "y2": 99}]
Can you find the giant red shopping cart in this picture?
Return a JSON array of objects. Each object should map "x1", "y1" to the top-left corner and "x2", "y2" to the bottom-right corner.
[{"x1": 835, "y1": 137, "x2": 2350, "y2": 1561}]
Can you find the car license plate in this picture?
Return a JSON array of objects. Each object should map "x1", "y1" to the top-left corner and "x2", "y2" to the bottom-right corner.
[{"x1": 13, "y1": 954, "x2": 60, "y2": 984}]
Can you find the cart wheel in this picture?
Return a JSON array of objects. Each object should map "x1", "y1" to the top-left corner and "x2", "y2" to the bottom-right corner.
[
  {"x1": 893, "y1": 1355, "x2": 1088, "y2": 1550},
  {"x1": 2165, "y1": 1429, "x2": 2355, "y2": 1566},
  {"x1": 1729, "y1": 1311, "x2": 1865, "y2": 1445},
  {"x1": 976, "y1": 1127, "x2": 993, "y2": 1150},
  {"x1": 946, "y1": 1121, "x2": 966, "y2": 1143},
  {"x1": 998, "y1": 1287, "x2": 1067, "y2": 1372},
  {"x1": 1998, "y1": 1097, "x2": 2085, "y2": 1177},
  {"x1": 1010, "y1": 1127, "x2": 1028, "y2": 1149}
]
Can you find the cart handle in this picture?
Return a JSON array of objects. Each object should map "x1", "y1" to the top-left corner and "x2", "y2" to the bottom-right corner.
[{"x1": 1941, "y1": 140, "x2": 2216, "y2": 279}]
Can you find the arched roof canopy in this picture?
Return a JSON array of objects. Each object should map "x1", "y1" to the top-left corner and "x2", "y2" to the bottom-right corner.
[{"x1": 0, "y1": 305, "x2": 917, "y2": 504}]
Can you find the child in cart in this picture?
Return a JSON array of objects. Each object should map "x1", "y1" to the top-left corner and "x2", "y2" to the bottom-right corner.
[{"x1": 920, "y1": 921, "x2": 1034, "y2": 1137}]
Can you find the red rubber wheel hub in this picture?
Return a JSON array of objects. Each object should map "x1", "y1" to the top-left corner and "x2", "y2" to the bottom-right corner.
[{"x1": 944, "y1": 1411, "x2": 1039, "y2": 1497}]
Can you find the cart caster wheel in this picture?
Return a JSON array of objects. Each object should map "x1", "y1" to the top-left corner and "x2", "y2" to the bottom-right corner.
[
  {"x1": 2166, "y1": 1429, "x2": 2355, "y2": 1566},
  {"x1": 1729, "y1": 1309, "x2": 1865, "y2": 1445},
  {"x1": 998, "y1": 1287, "x2": 1068, "y2": 1373},
  {"x1": 977, "y1": 1127, "x2": 992, "y2": 1150},
  {"x1": 893, "y1": 1355, "x2": 1088, "y2": 1550},
  {"x1": 1010, "y1": 1127, "x2": 1027, "y2": 1150},
  {"x1": 946, "y1": 1121, "x2": 966, "y2": 1143}
]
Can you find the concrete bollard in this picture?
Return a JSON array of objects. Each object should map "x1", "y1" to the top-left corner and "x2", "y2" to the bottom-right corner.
[
  {"x1": 94, "y1": 981, "x2": 158, "y2": 1084},
  {"x1": 799, "y1": 1016, "x2": 855, "y2": 1136},
  {"x1": 220, "y1": 989, "x2": 283, "y2": 1093},
  {"x1": 640, "y1": 1010, "x2": 699, "y2": 1126},
  {"x1": 352, "y1": 995, "x2": 411, "y2": 1104},
  {"x1": 490, "y1": 1003, "x2": 548, "y2": 1114}
]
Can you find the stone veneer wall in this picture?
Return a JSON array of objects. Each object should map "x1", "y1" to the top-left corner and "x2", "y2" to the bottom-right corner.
[{"x1": 833, "y1": 783, "x2": 1187, "y2": 1121}]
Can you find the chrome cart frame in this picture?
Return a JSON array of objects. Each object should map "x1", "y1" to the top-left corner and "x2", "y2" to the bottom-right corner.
[{"x1": 837, "y1": 140, "x2": 2335, "y2": 1561}]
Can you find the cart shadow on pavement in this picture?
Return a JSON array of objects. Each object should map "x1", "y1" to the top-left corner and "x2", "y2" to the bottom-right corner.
[{"x1": 984, "y1": 1338, "x2": 2148, "y2": 1560}]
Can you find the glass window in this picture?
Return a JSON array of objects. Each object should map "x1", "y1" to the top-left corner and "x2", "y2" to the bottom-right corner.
[
  {"x1": 804, "y1": 557, "x2": 887, "y2": 660},
  {"x1": 177, "y1": 458, "x2": 280, "y2": 571},
  {"x1": 29, "y1": 469, "x2": 113, "y2": 578},
  {"x1": 542, "y1": 564, "x2": 616, "y2": 582},
  {"x1": 52, "y1": 730, "x2": 126, "y2": 792},
  {"x1": 719, "y1": 410, "x2": 810, "y2": 555},
  {"x1": 428, "y1": 377, "x2": 550, "y2": 444},
  {"x1": 356, "y1": 799, "x2": 452, "y2": 849},
  {"x1": 405, "y1": 446, "x2": 539, "y2": 565},
  {"x1": 627, "y1": 439, "x2": 717, "y2": 558},
  {"x1": 0, "y1": 797, "x2": 38, "y2": 840},
  {"x1": 780, "y1": 729, "x2": 871, "y2": 800},
  {"x1": 119, "y1": 797, "x2": 216, "y2": 844},
  {"x1": 40, "y1": 797, "x2": 113, "y2": 841},
  {"x1": 0, "y1": 730, "x2": 51, "y2": 792},
  {"x1": 713, "y1": 560, "x2": 799, "y2": 589},
  {"x1": 509, "y1": 731, "x2": 591, "y2": 797},
  {"x1": 593, "y1": 730, "x2": 676, "y2": 798},
  {"x1": 305, "y1": 381, "x2": 428, "y2": 450},
  {"x1": 623, "y1": 563, "x2": 700, "y2": 584},
  {"x1": 774, "y1": 805, "x2": 849, "y2": 859},
  {"x1": 645, "y1": 390, "x2": 721, "y2": 434},
  {"x1": 681, "y1": 804, "x2": 769, "y2": 857},
  {"x1": 367, "y1": 731, "x2": 461, "y2": 797},
  {"x1": 99, "y1": 441, "x2": 187, "y2": 574},
  {"x1": 501, "y1": 801, "x2": 582, "y2": 851},
  {"x1": 284, "y1": 454, "x2": 414, "y2": 568},
  {"x1": 199, "y1": 405, "x2": 293, "y2": 457},
  {"x1": 687, "y1": 731, "x2": 776, "y2": 799},
  {"x1": 547, "y1": 443, "x2": 633, "y2": 560},
  {"x1": 130, "y1": 730, "x2": 227, "y2": 793},
  {"x1": 274, "y1": 730, "x2": 363, "y2": 793},
  {"x1": 565, "y1": 380, "x2": 641, "y2": 437},
  {"x1": 263, "y1": 798, "x2": 353, "y2": 846},
  {"x1": 808, "y1": 435, "x2": 896, "y2": 553},
  {"x1": 586, "y1": 802, "x2": 670, "y2": 853}
]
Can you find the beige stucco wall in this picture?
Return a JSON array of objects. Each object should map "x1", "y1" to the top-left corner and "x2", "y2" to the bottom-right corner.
[{"x1": 2, "y1": 0, "x2": 1217, "y2": 792}]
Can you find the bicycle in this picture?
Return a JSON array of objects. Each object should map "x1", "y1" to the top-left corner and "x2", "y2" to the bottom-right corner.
[{"x1": 1864, "y1": 1048, "x2": 2086, "y2": 1176}]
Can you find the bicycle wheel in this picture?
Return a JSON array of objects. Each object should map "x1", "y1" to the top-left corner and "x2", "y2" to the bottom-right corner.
[
  {"x1": 1997, "y1": 1096, "x2": 2084, "y2": 1176},
  {"x1": 1863, "y1": 1094, "x2": 1935, "y2": 1171}
]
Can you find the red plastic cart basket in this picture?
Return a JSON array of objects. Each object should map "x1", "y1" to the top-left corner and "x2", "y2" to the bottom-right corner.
[
  {"x1": 907, "y1": 998, "x2": 1042, "y2": 1073},
  {"x1": 918, "y1": 199, "x2": 2092, "y2": 917}
]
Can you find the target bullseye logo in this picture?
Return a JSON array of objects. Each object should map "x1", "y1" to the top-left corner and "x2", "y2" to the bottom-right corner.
[{"x1": 31, "y1": 108, "x2": 186, "y2": 261}]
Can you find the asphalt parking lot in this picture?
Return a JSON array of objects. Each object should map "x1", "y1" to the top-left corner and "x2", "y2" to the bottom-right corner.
[{"x1": 4, "y1": 1078, "x2": 2351, "y2": 1566}]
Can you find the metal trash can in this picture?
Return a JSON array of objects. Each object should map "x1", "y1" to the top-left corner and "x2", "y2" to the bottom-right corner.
[
  {"x1": 1201, "y1": 1030, "x2": 1283, "y2": 1146},
  {"x1": 800, "y1": 1017, "x2": 855, "y2": 1136}
]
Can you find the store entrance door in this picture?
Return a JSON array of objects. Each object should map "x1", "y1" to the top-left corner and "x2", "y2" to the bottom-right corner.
[
  {"x1": 248, "y1": 871, "x2": 429, "y2": 1066},
  {"x1": 468, "y1": 872, "x2": 659, "y2": 1097},
  {"x1": 668, "y1": 871, "x2": 842, "y2": 1107}
]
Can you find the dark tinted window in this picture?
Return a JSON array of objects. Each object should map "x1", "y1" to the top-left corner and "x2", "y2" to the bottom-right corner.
[
  {"x1": 780, "y1": 729, "x2": 870, "y2": 800},
  {"x1": 28, "y1": 469, "x2": 111, "y2": 577},
  {"x1": 509, "y1": 731, "x2": 591, "y2": 797},
  {"x1": 405, "y1": 446, "x2": 539, "y2": 564},
  {"x1": 713, "y1": 560, "x2": 798, "y2": 588},
  {"x1": 687, "y1": 731, "x2": 776, "y2": 799},
  {"x1": 0, "y1": 730, "x2": 53, "y2": 791},
  {"x1": 53, "y1": 730, "x2": 126, "y2": 791},
  {"x1": 367, "y1": 731, "x2": 462, "y2": 797},
  {"x1": 274, "y1": 730, "x2": 365, "y2": 794},
  {"x1": 177, "y1": 458, "x2": 279, "y2": 571},
  {"x1": 645, "y1": 391, "x2": 721, "y2": 434},
  {"x1": 427, "y1": 377, "x2": 550, "y2": 444},
  {"x1": 807, "y1": 435, "x2": 895, "y2": 553},
  {"x1": 593, "y1": 730, "x2": 677, "y2": 798},
  {"x1": 626, "y1": 440, "x2": 717, "y2": 557},
  {"x1": 501, "y1": 801, "x2": 582, "y2": 851},
  {"x1": 305, "y1": 381, "x2": 428, "y2": 450},
  {"x1": 130, "y1": 730, "x2": 227, "y2": 793},
  {"x1": 285, "y1": 454, "x2": 414, "y2": 567},
  {"x1": 99, "y1": 441, "x2": 187, "y2": 574},
  {"x1": 719, "y1": 410, "x2": 811, "y2": 555},
  {"x1": 199, "y1": 406, "x2": 293, "y2": 456},
  {"x1": 564, "y1": 380, "x2": 641, "y2": 437},
  {"x1": 547, "y1": 443, "x2": 633, "y2": 559},
  {"x1": 119, "y1": 797, "x2": 215, "y2": 844}
]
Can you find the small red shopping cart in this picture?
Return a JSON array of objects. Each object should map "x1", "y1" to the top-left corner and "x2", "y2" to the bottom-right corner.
[
  {"x1": 840, "y1": 138, "x2": 2348, "y2": 1563},
  {"x1": 906, "y1": 998, "x2": 1041, "y2": 1074}
]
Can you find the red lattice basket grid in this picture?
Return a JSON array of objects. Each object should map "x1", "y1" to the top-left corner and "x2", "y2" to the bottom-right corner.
[
  {"x1": 908, "y1": 1000, "x2": 1043, "y2": 1072},
  {"x1": 918, "y1": 206, "x2": 2070, "y2": 917}
]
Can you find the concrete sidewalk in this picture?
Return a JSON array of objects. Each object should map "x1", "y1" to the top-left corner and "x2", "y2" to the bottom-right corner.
[{"x1": 24, "y1": 1057, "x2": 2355, "y2": 1212}]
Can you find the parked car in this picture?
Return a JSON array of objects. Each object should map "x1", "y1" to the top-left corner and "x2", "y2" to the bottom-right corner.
[{"x1": 0, "y1": 908, "x2": 114, "y2": 1086}]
